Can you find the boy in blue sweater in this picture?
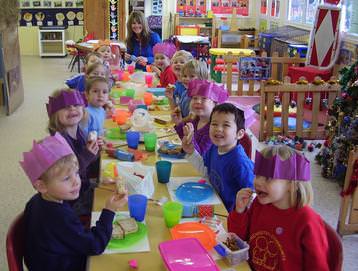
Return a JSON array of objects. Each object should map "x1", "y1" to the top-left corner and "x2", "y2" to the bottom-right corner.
[
  {"x1": 182, "y1": 103, "x2": 254, "y2": 211},
  {"x1": 20, "y1": 133, "x2": 127, "y2": 271}
]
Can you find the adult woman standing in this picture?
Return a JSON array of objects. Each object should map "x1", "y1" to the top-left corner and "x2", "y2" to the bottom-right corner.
[{"x1": 125, "y1": 11, "x2": 161, "y2": 70}]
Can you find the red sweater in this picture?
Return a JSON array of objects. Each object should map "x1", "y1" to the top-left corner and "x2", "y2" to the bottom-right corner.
[
  {"x1": 160, "y1": 65, "x2": 177, "y2": 87},
  {"x1": 228, "y1": 199, "x2": 329, "y2": 271}
]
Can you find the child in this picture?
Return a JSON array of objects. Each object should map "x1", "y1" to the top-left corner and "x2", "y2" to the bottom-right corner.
[
  {"x1": 47, "y1": 88, "x2": 99, "y2": 215},
  {"x1": 167, "y1": 59, "x2": 208, "y2": 119},
  {"x1": 94, "y1": 39, "x2": 113, "y2": 67},
  {"x1": 65, "y1": 52, "x2": 104, "y2": 92},
  {"x1": 228, "y1": 145, "x2": 329, "y2": 270},
  {"x1": 175, "y1": 79, "x2": 227, "y2": 155},
  {"x1": 65, "y1": 62, "x2": 107, "y2": 92},
  {"x1": 20, "y1": 133, "x2": 128, "y2": 271},
  {"x1": 183, "y1": 103, "x2": 254, "y2": 211},
  {"x1": 171, "y1": 50, "x2": 193, "y2": 79},
  {"x1": 152, "y1": 42, "x2": 177, "y2": 87},
  {"x1": 81, "y1": 76, "x2": 110, "y2": 138}
]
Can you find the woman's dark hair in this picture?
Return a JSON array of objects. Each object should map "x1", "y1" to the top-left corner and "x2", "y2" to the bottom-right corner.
[
  {"x1": 209, "y1": 103, "x2": 245, "y2": 132},
  {"x1": 126, "y1": 11, "x2": 151, "y2": 52}
]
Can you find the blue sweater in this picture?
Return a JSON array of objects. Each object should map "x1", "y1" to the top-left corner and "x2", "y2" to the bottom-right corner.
[
  {"x1": 81, "y1": 105, "x2": 106, "y2": 138},
  {"x1": 203, "y1": 144, "x2": 254, "y2": 211},
  {"x1": 65, "y1": 74, "x2": 86, "y2": 93},
  {"x1": 127, "y1": 31, "x2": 161, "y2": 70},
  {"x1": 173, "y1": 81, "x2": 191, "y2": 118},
  {"x1": 24, "y1": 193, "x2": 114, "y2": 271}
]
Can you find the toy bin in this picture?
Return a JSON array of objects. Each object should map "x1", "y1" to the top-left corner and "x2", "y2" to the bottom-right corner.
[{"x1": 217, "y1": 232, "x2": 249, "y2": 266}]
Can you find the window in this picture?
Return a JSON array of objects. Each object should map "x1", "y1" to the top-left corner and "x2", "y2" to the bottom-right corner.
[
  {"x1": 288, "y1": 0, "x2": 322, "y2": 24},
  {"x1": 344, "y1": 0, "x2": 358, "y2": 34}
]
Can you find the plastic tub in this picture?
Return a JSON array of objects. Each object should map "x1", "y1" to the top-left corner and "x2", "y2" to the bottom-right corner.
[{"x1": 216, "y1": 232, "x2": 249, "y2": 266}]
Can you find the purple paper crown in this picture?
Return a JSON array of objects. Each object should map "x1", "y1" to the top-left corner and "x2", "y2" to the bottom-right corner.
[
  {"x1": 46, "y1": 89, "x2": 85, "y2": 116},
  {"x1": 19, "y1": 133, "x2": 74, "y2": 184},
  {"x1": 152, "y1": 42, "x2": 177, "y2": 59},
  {"x1": 188, "y1": 79, "x2": 228, "y2": 103},
  {"x1": 254, "y1": 150, "x2": 311, "y2": 181}
]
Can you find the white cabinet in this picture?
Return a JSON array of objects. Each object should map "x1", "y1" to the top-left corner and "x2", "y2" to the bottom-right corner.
[{"x1": 38, "y1": 27, "x2": 67, "y2": 57}]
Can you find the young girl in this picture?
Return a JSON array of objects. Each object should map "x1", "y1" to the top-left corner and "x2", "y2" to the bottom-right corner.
[
  {"x1": 81, "y1": 76, "x2": 110, "y2": 138},
  {"x1": 152, "y1": 42, "x2": 177, "y2": 87},
  {"x1": 21, "y1": 133, "x2": 127, "y2": 271},
  {"x1": 65, "y1": 62, "x2": 107, "y2": 92},
  {"x1": 167, "y1": 59, "x2": 208, "y2": 119},
  {"x1": 175, "y1": 79, "x2": 228, "y2": 155},
  {"x1": 228, "y1": 145, "x2": 329, "y2": 270},
  {"x1": 47, "y1": 88, "x2": 99, "y2": 215},
  {"x1": 94, "y1": 39, "x2": 113, "y2": 66},
  {"x1": 65, "y1": 52, "x2": 104, "y2": 92},
  {"x1": 171, "y1": 50, "x2": 193, "y2": 79}
]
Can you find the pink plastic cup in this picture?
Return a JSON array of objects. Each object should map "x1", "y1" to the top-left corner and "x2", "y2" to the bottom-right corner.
[
  {"x1": 128, "y1": 65, "x2": 135, "y2": 74},
  {"x1": 145, "y1": 74, "x2": 153, "y2": 87}
]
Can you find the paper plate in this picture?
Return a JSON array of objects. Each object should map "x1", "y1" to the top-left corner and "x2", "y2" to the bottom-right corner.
[
  {"x1": 159, "y1": 238, "x2": 220, "y2": 271},
  {"x1": 175, "y1": 182, "x2": 213, "y2": 203},
  {"x1": 108, "y1": 222, "x2": 147, "y2": 249},
  {"x1": 170, "y1": 222, "x2": 216, "y2": 251}
]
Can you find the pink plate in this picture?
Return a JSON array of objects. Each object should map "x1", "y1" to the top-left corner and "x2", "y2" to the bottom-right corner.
[{"x1": 159, "y1": 238, "x2": 220, "y2": 271}]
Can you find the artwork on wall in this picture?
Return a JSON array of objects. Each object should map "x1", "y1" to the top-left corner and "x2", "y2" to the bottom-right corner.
[
  {"x1": 152, "y1": 0, "x2": 162, "y2": 15},
  {"x1": 238, "y1": 57, "x2": 271, "y2": 80},
  {"x1": 211, "y1": 0, "x2": 249, "y2": 16},
  {"x1": 177, "y1": 0, "x2": 207, "y2": 17},
  {"x1": 109, "y1": 0, "x2": 119, "y2": 40}
]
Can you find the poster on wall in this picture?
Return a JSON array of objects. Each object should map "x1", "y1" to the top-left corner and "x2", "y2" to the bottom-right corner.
[
  {"x1": 211, "y1": 0, "x2": 249, "y2": 15},
  {"x1": 238, "y1": 57, "x2": 271, "y2": 80},
  {"x1": 177, "y1": 0, "x2": 207, "y2": 17}
]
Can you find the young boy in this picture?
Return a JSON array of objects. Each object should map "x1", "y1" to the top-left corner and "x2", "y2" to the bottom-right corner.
[
  {"x1": 182, "y1": 103, "x2": 254, "y2": 211},
  {"x1": 20, "y1": 133, "x2": 127, "y2": 271},
  {"x1": 152, "y1": 42, "x2": 177, "y2": 87}
]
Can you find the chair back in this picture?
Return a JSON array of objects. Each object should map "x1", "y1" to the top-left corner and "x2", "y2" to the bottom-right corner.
[
  {"x1": 239, "y1": 132, "x2": 252, "y2": 159},
  {"x1": 6, "y1": 212, "x2": 25, "y2": 271},
  {"x1": 324, "y1": 221, "x2": 343, "y2": 271}
]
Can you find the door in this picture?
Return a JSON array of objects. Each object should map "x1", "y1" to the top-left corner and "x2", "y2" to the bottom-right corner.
[{"x1": 84, "y1": 0, "x2": 107, "y2": 40}]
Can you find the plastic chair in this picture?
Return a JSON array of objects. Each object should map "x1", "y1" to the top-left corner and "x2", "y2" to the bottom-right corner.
[
  {"x1": 6, "y1": 212, "x2": 25, "y2": 271},
  {"x1": 324, "y1": 221, "x2": 343, "y2": 271}
]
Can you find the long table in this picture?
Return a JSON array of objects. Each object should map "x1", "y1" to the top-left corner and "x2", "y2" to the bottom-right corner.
[{"x1": 87, "y1": 99, "x2": 251, "y2": 271}]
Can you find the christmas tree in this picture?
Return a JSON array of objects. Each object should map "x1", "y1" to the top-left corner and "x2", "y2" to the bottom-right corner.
[{"x1": 315, "y1": 61, "x2": 358, "y2": 184}]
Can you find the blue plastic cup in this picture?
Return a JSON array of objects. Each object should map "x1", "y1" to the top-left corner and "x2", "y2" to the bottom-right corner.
[
  {"x1": 128, "y1": 194, "x2": 148, "y2": 222},
  {"x1": 156, "y1": 160, "x2": 172, "y2": 183},
  {"x1": 126, "y1": 131, "x2": 140, "y2": 149}
]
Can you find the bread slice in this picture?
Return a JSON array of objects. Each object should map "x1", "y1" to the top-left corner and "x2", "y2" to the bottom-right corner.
[
  {"x1": 117, "y1": 217, "x2": 138, "y2": 235},
  {"x1": 112, "y1": 223, "x2": 124, "y2": 239},
  {"x1": 116, "y1": 176, "x2": 126, "y2": 194}
]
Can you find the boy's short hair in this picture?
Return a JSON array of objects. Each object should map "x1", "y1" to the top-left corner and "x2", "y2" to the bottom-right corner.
[
  {"x1": 39, "y1": 154, "x2": 78, "y2": 183},
  {"x1": 181, "y1": 59, "x2": 208, "y2": 80},
  {"x1": 171, "y1": 50, "x2": 193, "y2": 63},
  {"x1": 85, "y1": 76, "x2": 109, "y2": 93},
  {"x1": 85, "y1": 52, "x2": 103, "y2": 64},
  {"x1": 210, "y1": 103, "x2": 245, "y2": 131}
]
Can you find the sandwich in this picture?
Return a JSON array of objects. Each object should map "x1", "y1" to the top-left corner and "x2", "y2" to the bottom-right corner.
[{"x1": 112, "y1": 217, "x2": 139, "y2": 239}]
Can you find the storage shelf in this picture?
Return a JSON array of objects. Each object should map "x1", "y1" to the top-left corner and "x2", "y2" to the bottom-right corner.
[{"x1": 38, "y1": 28, "x2": 66, "y2": 57}]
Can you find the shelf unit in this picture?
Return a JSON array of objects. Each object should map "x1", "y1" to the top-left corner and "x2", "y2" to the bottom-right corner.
[
  {"x1": 38, "y1": 27, "x2": 67, "y2": 57},
  {"x1": 174, "y1": 14, "x2": 215, "y2": 40}
]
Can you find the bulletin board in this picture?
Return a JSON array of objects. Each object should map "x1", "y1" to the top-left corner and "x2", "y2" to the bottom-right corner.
[
  {"x1": 238, "y1": 57, "x2": 271, "y2": 80},
  {"x1": 177, "y1": 0, "x2": 207, "y2": 17},
  {"x1": 211, "y1": 0, "x2": 249, "y2": 16}
]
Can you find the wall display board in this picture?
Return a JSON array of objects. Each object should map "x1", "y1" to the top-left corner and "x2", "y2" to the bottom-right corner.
[
  {"x1": 238, "y1": 57, "x2": 271, "y2": 80},
  {"x1": 211, "y1": 0, "x2": 249, "y2": 16},
  {"x1": 152, "y1": 0, "x2": 163, "y2": 15},
  {"x1": 177, "y1": 0, "x2": 207, "y2": 17}
]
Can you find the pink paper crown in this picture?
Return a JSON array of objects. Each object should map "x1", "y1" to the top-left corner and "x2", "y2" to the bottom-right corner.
[
  {"x1": 46, "y1": 89, "x2": 85, "y2": 116},
  {"x1": 188, "y1": 79, "x2": 228, "y2": 103},
  {"x1": 152, "y1": 42, "x2": 177, "y2": 59},
  {"x1": 19, "y1": 133, "x2": 74, "y2": 184},
  {"x1": 254, "y1": 150, "x2": 310, "y2": 181}
]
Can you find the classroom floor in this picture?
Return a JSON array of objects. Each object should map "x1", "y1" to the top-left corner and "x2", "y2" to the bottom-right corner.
[{"x1": 0, "y1": 56, "x2": 357, "y2": 270}]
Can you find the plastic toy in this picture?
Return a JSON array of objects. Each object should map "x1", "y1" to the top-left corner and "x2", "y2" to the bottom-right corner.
[{"x1": 128, "y1": 259, "x2": 138, "y2": 269}]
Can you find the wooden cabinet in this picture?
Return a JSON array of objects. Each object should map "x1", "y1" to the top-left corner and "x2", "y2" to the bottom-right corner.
[
  {"x1": 84, "y1": 0, "x2": 126, "y2": 41},
  {"x1": 38, "y1": 27, "x2": 66, "y2": 57}
]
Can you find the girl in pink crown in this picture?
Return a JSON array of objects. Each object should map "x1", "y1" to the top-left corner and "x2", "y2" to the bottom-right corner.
[
  {"x1": 47, "y1": 88, "x2": 100, "y2": 216},
  {"x1": 174, "y1": 79, "x2": 228, "y2": 155},
  {"x1": 20, "y1": 133, "x2": 127, "y2": 271},
  {"x1": 152, "y1": 41, "x2": 177, "y2": 87},
  {"x1": 228, "y1": 145, "x2": 329, "y2": 270}
]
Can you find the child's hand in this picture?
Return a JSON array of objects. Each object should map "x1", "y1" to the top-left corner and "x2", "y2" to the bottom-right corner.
[
  {"x1": 151, "y1": 65, "x2": 161, "y2": 76},
  {"x1": 86, "y1": 140, "x2": 99, "y2": 155},
  {"x1": 124, "y1": 53, "x2": 131, "y2": 61},
  {"x1": 171, "y1": 108, "x2": 182, "y2": 125},
  {"x1": 105, "y1": 191, "x2": 128, "y2": 212},
  {"x1": 182, "y1": 123, "x2": 195, "y2": 154},
  {"x1": 235, "y1": 188, "x2": 255, "y2": 213},
  {"x1": 137, "y1": 56, "x2": 148, "y2": 66},
  {"x1": 97, "y1": 136, "x2": 105, "y2": 149},
  {"x1": 165, "y1": 85, "x2": 175, "y2": 100}
]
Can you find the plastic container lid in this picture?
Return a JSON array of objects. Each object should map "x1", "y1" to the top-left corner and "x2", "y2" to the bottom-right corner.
[
  {"x1": 170, "y1": 222, "x2": 216, "y2": 251},
  {"x1": 159, "y1": 238, "x2": 220, "y2": 271}
]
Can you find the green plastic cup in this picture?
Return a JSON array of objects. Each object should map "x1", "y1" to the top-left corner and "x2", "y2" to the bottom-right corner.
[
  {"x1": 125, "y1": 89, "x2": 135, "y2": 98},
  {"x1": 162, "y1": 201, "x2": 183, "y2": 228},
  {"x1": 143, "y1": 132, "x2": 157, "y2": 152}
]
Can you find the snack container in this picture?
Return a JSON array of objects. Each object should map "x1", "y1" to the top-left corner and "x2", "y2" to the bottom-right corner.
[{"x1": 216, "y1": 232, "x2": 249, "y2": 266}]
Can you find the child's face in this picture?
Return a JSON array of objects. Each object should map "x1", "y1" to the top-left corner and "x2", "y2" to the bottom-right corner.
[
  {"x1": 209, "y1": 111, "x2": 243, "y2": 153},
  {"x1": 86, "y1": 81, "x2": 109, "y2": 107},
  {"x1": 154, "y1": 53, "x2": 170, "y2": 70},
  {"x1": 88, "y1": 66, "x2": 106, "y2": 78},
  {"x1": 181, "y1": 71, "x2": 198, "y2": 88},
  {"x1": 171, "y1": 56, "x2": 186, "y2": 78},
  {"x1": 254, "y1": 176, "x2": 291, "y2": 209},
  {"x1": 57, "y1": 105, "x2": 84, "y2": 128},
  {"x1": 97, "y1": 45, "x2": 112, "y2": 62},
  {"x1": 40, "y1": 164, "x2": 81, "y2": 202},
  {"x1": 86, "y1": 55, "x2": 102, "y2": 68},
  {"x1": 190, "y1": 95, "x2": 215, "y2": 118}
]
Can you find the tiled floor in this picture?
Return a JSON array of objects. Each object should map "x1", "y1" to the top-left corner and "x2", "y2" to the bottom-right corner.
[{"x1": 0, "y1": 56, "x2": 357, "y2": 270}]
